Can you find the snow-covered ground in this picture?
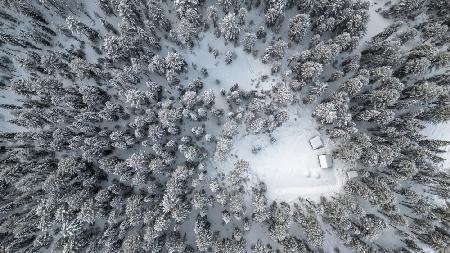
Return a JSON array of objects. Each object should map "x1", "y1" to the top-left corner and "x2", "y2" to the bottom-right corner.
[
  {"x1": 187, "y1": 33, "x2": 276, "y2": 91},
  {"x1": 422, "y1": 123, "x2": 450, "y2": 168},
  {"x1": 181, "y1": 32, "x2": 280, "y2": 110},
  {"x1": 0, "y1": 90, "x2": 25, "y2": 133},
  {"x1": 214, "y1": 0, "x2": 394, "y2": 203},
  {"x1": 210, "y1": 0, "x2": 396, "y2": 203},
  {"x1": 362, "y1": 0, "x2": 392, "y2": 43},
  {"x1": 218, "y1": 105, "x2": 347, "y2": 202}
]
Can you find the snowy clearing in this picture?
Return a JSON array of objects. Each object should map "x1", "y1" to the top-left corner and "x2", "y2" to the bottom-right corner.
[
  {"x1": 185, "y1": 32, "x2": 279, "y2": 91},
  {"x1": 362, "y1": 0, "x2": 392, "y2": 43},
  {"x1": 218, "y1": 105, "x2": 347, "y2": 202}
]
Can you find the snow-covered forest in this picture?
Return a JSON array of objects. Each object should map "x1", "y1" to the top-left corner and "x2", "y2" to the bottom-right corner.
[{"x1": 0, "y1": 0, "x2": 449, "y2": 252}]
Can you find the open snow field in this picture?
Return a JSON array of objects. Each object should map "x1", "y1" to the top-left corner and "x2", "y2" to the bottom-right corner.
[
  {"x1": 181, "y1": 30, "x2": 348, "y2": 203},
  {"x1": 210, "y1": 0, "x2": 395, "y2": 203},
  {"x1": 218, "y1": 105, "x2": 347, "y2": 202},
  {"x1": 188, "y1": 33, "x2": 276, "y2": 91},
  {"x1": 182, "y1": 32, "x2": 280, "y2": 110},
  {"x1": 213, "y1": 0, "x2": 394, "y2": 203}
]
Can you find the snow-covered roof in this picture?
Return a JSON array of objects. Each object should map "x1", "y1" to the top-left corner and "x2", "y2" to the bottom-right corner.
[
  {"x1": 347, "y1": 171, "x2": 358, "y2": 179},
  {"x1": 309, "y1": 135, "x2": 324, "y2": 150},
  {"x1": 318, "y1": 154, "x2": 333, "y2": 169}
]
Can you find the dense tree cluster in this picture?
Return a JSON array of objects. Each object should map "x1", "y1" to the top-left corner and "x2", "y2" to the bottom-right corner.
[{"x1": 0, "y1": 0, "x2": 449, "y2": 252}]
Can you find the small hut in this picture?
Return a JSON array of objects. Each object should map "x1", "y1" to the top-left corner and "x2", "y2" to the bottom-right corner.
[
  {"x1": 318, "y1": 154, "x2": 333, "y2": 169},
  {"x1": 309, "y1": 136, "x2": 324, "y2": 150}
]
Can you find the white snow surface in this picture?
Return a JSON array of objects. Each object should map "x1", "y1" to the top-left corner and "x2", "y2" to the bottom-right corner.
[
  {"x1": 0, "y1": 90, "x2": 25, "y2": 133},
  {"x1": 187, "y1": 33, "x2": 276, "y2": 92},
  {"x1": 210, "y1": 0, "x2": 395, "y2": 203},
  {"x1": 180, "y1": 32, "x2": 280, "y2": 113},
  {"x1": 423, "y1": 122, "x2": 450, "y2": 168},
  {"x1": 362, "y1": 0, "x2": 392, "y2": 43},
  {"x1": 217, "y1": 105, "x2": 347, "y2": 202}
]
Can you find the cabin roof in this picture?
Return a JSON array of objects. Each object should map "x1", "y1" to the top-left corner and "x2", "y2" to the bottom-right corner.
[
  {"x1": 318, "y1": 154, "x2": 333, "y2": 169},
  {"x1": 309, "y1": 135, "x2": 324, "y2": 150}
]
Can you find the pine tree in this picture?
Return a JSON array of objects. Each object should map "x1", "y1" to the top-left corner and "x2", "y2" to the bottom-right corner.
[
  {"x1": 419, "y1": 106, "x2": 450, "y2": 123},
  {"x1": 268, "y1": 201, "x2": 291, "y2": 242},
  {"x1": 251, "y1": 185, "x2": 269, "y2": 222},
  {"x1": 207, "y1": 5, "x2": 219, "y2": 27},
  {"x1": 218, "y1": 0, "x2": 239, "y2": 13},
  {"x1": 220, "y1": 13, "x2": 240, "y2": 42},
  {"x1": 242, "y1": 32, "x2": 257, "y2": 53},
  {"x1": 265, "y1": 0, "x2": 286, "y2": 27},
  {"x1": 262, "y1": 40, "x2": 288, "y2": 63},
  {"x1": 194, "y1": 215, "x2": 213, "y2": 251},
  {"x1": 288, "y1": 14, "x2": 310, "y2": 43},
  {"x1": 251, "y1": 240, "x2": 273, "y2": 253}
]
